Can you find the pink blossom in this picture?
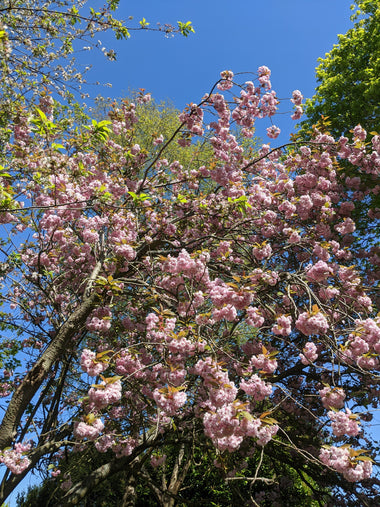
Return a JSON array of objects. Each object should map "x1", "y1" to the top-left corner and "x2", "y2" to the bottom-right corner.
[
  {"x1": 217, "y1": 70, "x2": 234, "y2": 91},
  {"x1": 252, "y1": 242, "x2": 272, "y2": 260},
  {"x1": 353, "y1": 125, "x2": 366, "y2": 141},
  {"x1": 266, "y1": 125, "x2": 280, "y2": 139},
  {"x1": 240, "y1": 374, "x2": 272, "y2": 401},
  {"x1": 305, "y1": 260, "x2": 334, "y2": 283},
  {"x1": 95, "y1": 434, "x2": 114, "y2": 453},
  {"x1": 0, "y1": 443, "x2": 31, "y2": 475},
  {"x1": 300, "y1": 342, "x2": 318, "y2": 365},
  {"x1": 153, "y1": 134, "x2": 164, "y2": 145},
  {"x1": 74, "y1": 417, "x2": 104, "y2": 440},
  {"x1": 319, "y1": 446, "x2": 372, "y2": 482},
  {"x1": 80, "y1": 349, "x2": 108, "y2": 377},
  {"x1": 291, "y1": 90, "x2": 303, "y2": 106},
  {"x1": 256, "y1": 424, "x2": 279, "y2": 446},
  {"x1": 291, "y1": 106, "x2": 303, "y2": 120},
  {"x1": 246, "y1": 306, "x2": 265, "y2": 327},
  {"x1": 335, "y1": 218, "x2": 356, "y2": 235},
  {"x1": 88, "y1": 379, "x2": 122, "y2": 410},
  {"x1": 296, "y1": 311, "x2": 329, "y2": 336},
  {"x1": 250, "y1": 353, "x2": 277, "y2": 374},
  {"x1": 212, "y1": 304, "x2": 237, "y2": 322},
  {"x1": 137, "y1": 93, "x2": 151, "y2": 104},
  {"x1": 153, "y1": 387, "x2": 187, "y2": 415},
  {"x1": 328, "y1": 409, "x2": 360, "y2": 437},
  {"x1": 0, "y1": 382, "x2": 11, "y2": 397},
  {"x1": 61, "y1": 477, "x2": 73, "y2": 491},
  {"x1": 288, "y1": 231, "x2": 301, "y2": 243},
  {"x1": 272, "y1": 315, "x2": 292, "y2": 336},
  {"x1": 319, "y1": 386, "x2": 346, "y2": 409},
  {"x1": 150, "y1": 454, "x2": 167, "y2": 468},
  {"x1": 258, "y1": 66, "x2": 271, "y2": 89}
]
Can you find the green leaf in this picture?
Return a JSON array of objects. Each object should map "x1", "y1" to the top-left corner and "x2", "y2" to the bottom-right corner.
[
  {"x1": 177, "y1": 21, "x2": 195, "y2": 37},
  {"x1": 139, "y1": 18, "x2": 150, "y2": 28},
  {"x1": 35, "y1": 108, "x2": 47, "y2": 123}
]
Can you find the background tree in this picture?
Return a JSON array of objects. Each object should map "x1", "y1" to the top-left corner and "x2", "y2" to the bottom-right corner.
[
  {"x1": 299, "y1": 0, "x2": 379, "y2": 139},
  {"x1": 296, "y1": 0, "x2": 379, "y2": 290},
  {"x1": 16, "y1": 441, "x2": 332, "y2": 506}
]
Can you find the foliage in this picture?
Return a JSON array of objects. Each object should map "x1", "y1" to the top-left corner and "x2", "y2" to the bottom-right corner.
[
  {"x1": 0, "y1": 0, "x2": 194, "y2": 157},
  {"x1": 296, "y1": 0, "x2": 380, "y2": 258},
  {"x1": 299, "y1": 0, "x2": 379, "y2": 139},
  {"x1": 0, "y1": 66, "x2": 378, "y2": 506},
  {"x1": 17, "y1": 441, "x2": 331, "y2": 506},
  {"x1": 0, "y1": 0, "x2": 194, "y2": 103}
]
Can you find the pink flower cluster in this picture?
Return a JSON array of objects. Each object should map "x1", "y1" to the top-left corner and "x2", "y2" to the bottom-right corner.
[
  {"x1": 194, "y1": 358, "x2": 237, "y2": 408},
  {"x1": 258, "y1": 66, "x2": 271, "y2": 89},
  {"x1": 95, "y1": 434, "x2": 114, "y2": 453},
  {"x1": 291, "y1": 89, "x2": 303, "y2": 106},
  {"x1": 266, "y1": 125, "x2": 281, "y2": 139},
  {"x1": 319, "y1": 386, "x2": 346, "y2": 409},
  {"x1": 74, "y1": 417, "x2": 104, "y2": 440},
  {"x1": 178, "y1": 102, "x2": 204, "y2": 136},
  {"x1": 328, "y1": 409, "x2": 360, "y2": 437},
  {"x1": 80, "y1": 349, "x2": 108, "y2": 377},
  {"x1": 246, "y1": 307, "x2": 265, "y2": 327},
  {"x1": 0, "y1": 382, "x2": 11, "y2": 397},
  {"x1": 290, "y1": 90, "x2": 303, "y2": 119},
  {"x1": 153, "y1": 387, "x2": 187, "y2": 416},
  {"x1": 300, "y1": 342, "x2": 318, "y2": 365},
  {"x1": 353, "y1": 124, "x2": 366, "y2": 141},
  {"x1": 88, "y1": 379, "x2": 122, "y2": 410},
  {"x1": 86, "y1": 306, "x2": 112, "y2": 335},
  {"x1": 0, "y1": 442, "x2": 31, "y2": 475},
  {"x1": 305, "y1": 260, "x2": 334, "y2": 283},
  {"x1": 217, "y1": 70, "x2": 234, "y2": 91},
  {"x1": 209, "y1": 279, "x2": 252, "y2": 310},
  {"x1": 296, "y1": 310, "x2": 329, "y2": 336},
  {"x1": 113, "y1": 437, "x2": 137, "y2": 458},
  {"x1": 153, "y1": 134, "x2": 164, "y2": 145},
  {"x1": 137, "y1": 92, "x2": 151, "y2": 104},
  {"x1": 319, "y1": 446, "x2": 372, "y2": 482},
  {"x1": 340, "y1": 317, "x2": 380, "y2": 370},
  {"x1": 272, "y1": 315, "x2": 292, "y2": 336},
  {"x1": 335, "y1": 217, "x2": 356, "y2": 235},
  {"x1": 250, "y1": 350, "x2": 278, "y2": 374},
  {"x1": 115, "y1": 350, "x2": 145, "y2": 378},
  {"x1": 150, "y1": 454, "x2": 167, "y2": 468},
  {"x1": 164, "y1": 249, "x2": 210, "y2": 284},
  {"x1": 203, "y1": 402, "x2": 278, "y2": 452},
  {"x1": 240, "y1": 374, "x2": 272, "y2": 401},
  {"x1": 252, "y1": 242, "x2": 272, "y2": 260}
]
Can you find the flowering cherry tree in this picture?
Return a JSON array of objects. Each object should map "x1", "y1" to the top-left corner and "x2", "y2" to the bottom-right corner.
[{"x1": 0, "y1": 67, "x2": 379, "y2": 505}]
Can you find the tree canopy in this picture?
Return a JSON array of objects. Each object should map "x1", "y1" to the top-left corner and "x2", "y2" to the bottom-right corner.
[
  {"x1": 0, "y1": 67, "x2": 378, "y2": 505},
  {"x1": 297, "y1": 0, "x2": 379, "y2": 260},
  {"x1": 0, "y1": 2, "x2": 379, "y2": 506},
  {"x1": 299, "y1": 0, "x2": 380, "y2": 139}
]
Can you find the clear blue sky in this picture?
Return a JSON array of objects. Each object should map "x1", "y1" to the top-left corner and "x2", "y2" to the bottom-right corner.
[{"x1": 78, "y1": 0, "x2": 355, "y2": 142}]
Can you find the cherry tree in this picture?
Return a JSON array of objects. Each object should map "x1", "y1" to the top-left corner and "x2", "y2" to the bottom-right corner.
[{"x1": 0, "y1": 67, "x2": 379, "y2": 506}]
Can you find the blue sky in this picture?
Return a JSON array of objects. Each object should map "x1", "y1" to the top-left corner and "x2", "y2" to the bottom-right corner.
[{"x1": 78, "y1": 0, "x2": 355, "y2": 142}]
